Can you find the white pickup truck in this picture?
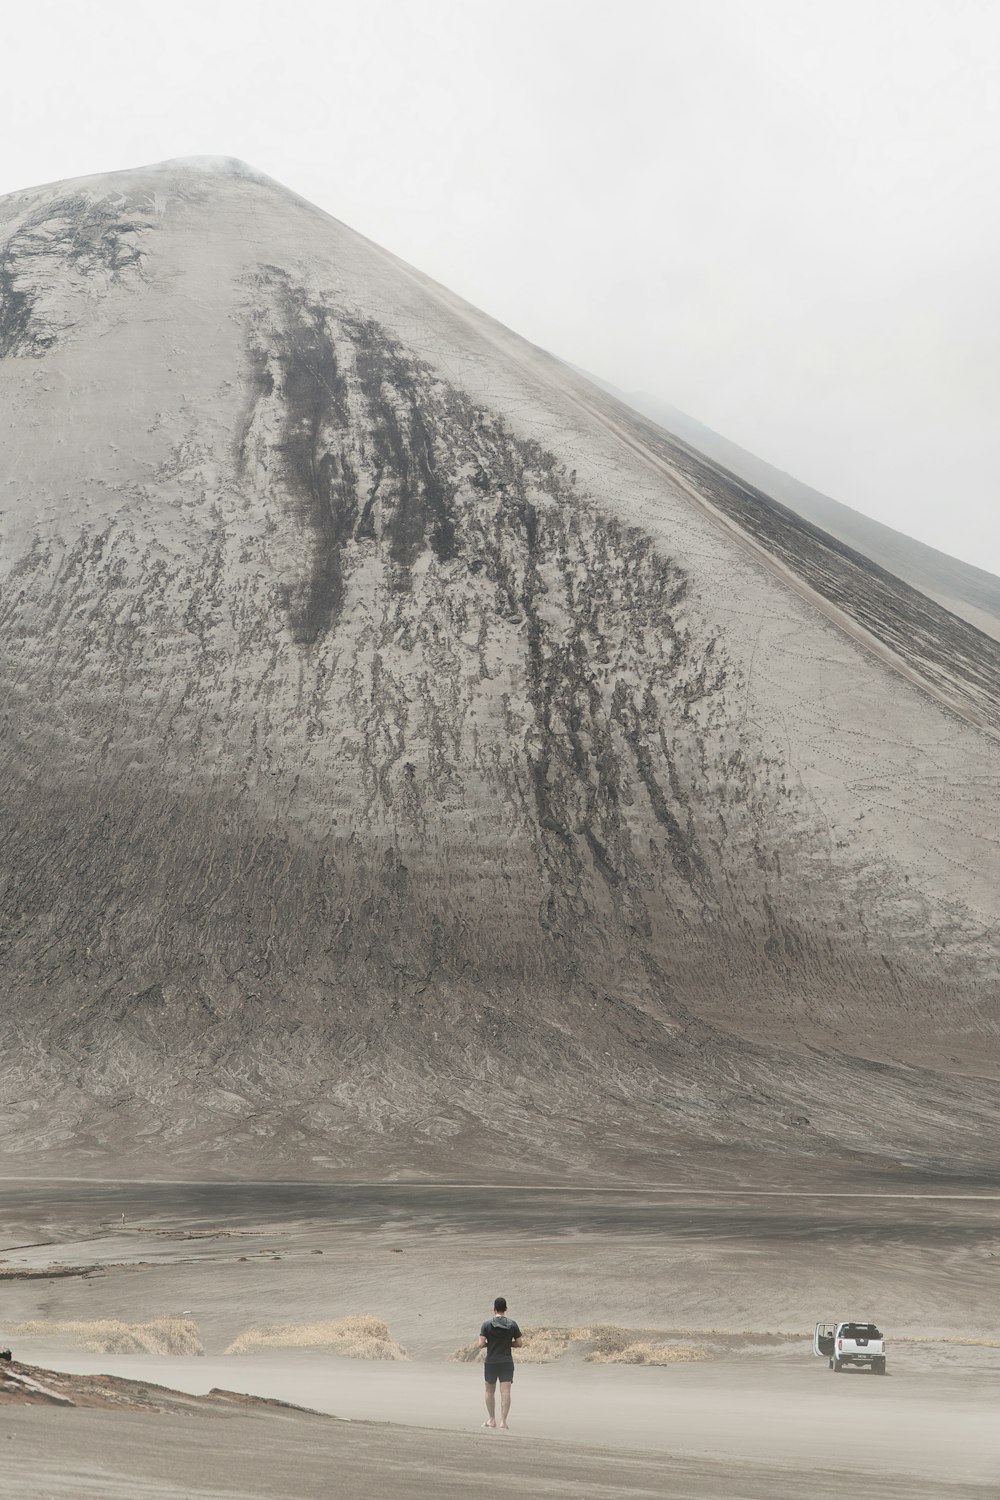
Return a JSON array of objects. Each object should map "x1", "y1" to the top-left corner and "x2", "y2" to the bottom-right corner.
[{"x1": 814, "y1": 1321, "x2": 887, "y2": 1374}]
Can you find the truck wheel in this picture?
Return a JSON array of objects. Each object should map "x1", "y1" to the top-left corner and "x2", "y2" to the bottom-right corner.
[
  {"x1": 829, "y1": 1357, "x2": 834, "y2": 1370},
  {"x1": 833, "y1": 1358, "x2": 843, "y2": 1372},
  {"x1": 874, "y1": 1359, "x2": 886, "y2": 1375}
]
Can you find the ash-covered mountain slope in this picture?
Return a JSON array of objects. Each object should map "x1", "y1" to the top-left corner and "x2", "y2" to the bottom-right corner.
[{"x1": 1, "y1": 158, "x2": 998, "y2": 1182}]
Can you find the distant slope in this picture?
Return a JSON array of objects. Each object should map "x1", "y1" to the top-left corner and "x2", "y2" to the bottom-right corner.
[{"x1": 583, "y1": 377, "x2": 1000, "y2": 642}]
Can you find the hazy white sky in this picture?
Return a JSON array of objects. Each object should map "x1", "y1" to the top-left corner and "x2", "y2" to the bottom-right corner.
[{"x1": 6, "y1": 0, "x2": 1000, "y2": 572}]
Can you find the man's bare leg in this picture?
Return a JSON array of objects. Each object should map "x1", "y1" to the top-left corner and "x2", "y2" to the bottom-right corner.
[
  {"x1": 483, "y1": 1379, "x2": 497, "y2": 1427},
  {"x1": 498, "y1": 1380, "x2": 512, "y2": 1430}
]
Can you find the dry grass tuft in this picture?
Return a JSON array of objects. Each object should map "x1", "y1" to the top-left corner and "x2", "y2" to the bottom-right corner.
[
  {"x1": 516, "y1": 1327, "x2": 592, "y2": 1364},
  {"x1": 448, "y1": 1324, "x2": 710, "y2": 1366},
  {"x1": 10, "y1": 1318, "x2": 203, "y2": 1356},
  {"x1": 449, "y1": 1326, "x2": 594, "y2": 1364},
  {"x1": 585, "y1": 1340, "x2": 707, "y2": 1365},
  {"x1": 449, "y1": 1341, "x2": 486, "y2": 1363},
  {"x1": 225, "y1": 1316, "x2": 406, "y2": 1360},
  {"x1": 583, "y1": 1324, "x2": 708, "y2": 1365}
]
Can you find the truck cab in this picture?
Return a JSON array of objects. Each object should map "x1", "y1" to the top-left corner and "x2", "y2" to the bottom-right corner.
[{"x1": 814, "y1": 1321, "x2": 886, "y2": 1374}]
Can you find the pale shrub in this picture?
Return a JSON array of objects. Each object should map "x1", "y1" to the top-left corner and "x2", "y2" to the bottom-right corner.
[
  {"x1": 11, "y1": 1318, "x2": 203, "y2": 1356},
  {"x1": 225, "y1": 1315, "x2": 406, "y2": 1359}
]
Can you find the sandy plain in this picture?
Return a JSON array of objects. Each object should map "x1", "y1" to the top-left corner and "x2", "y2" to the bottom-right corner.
[{"x1": 1, "y1": 1180, "x2": 998, "y2": 1497}]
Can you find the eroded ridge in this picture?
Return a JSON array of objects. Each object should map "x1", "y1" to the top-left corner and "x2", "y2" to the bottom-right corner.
[{"x1": 626, "y1": 410, "x2": 1000, "y2": 734}]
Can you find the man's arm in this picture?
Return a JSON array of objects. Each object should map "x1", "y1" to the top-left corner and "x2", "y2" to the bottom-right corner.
[
  {"x1": 478, "y1": 1335, "x2": 488, "y2": 1348},
  {"x1": 512, "y1": 1336, "x2": 523, "y2": 1347}
]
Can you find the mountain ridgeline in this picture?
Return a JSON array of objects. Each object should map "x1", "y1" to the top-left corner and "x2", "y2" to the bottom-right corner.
[{"x1": 0, "y1": 159, "x2": 998, "y2": 1181}]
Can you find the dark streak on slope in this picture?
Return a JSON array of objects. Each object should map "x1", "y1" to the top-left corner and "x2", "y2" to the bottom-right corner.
[
  {"x1": 0, "y1": 257, "x2": 39, "y2": 357},
  {"x1": 271, "y1": 275, "x2": 357, "y2": 643},
  {"x1": 348, "y1": 316, "x2": 458, "y2": 581},
  {"x1": 241, "y1": 276, "x2": 464, "y2": 640},
  {"x1": 0, "y1": 194, "x2": 149, "y2": 357}
]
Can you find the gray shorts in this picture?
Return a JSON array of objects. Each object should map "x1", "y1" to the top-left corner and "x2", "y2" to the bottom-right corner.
[{"x1": 484, "y1": 1360, "x2": 514, "y2": 1384}]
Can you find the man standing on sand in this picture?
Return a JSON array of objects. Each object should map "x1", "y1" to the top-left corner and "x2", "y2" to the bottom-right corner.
[{"x1": 479, "y1": 1295, "x2": 523, "y2": 1430}]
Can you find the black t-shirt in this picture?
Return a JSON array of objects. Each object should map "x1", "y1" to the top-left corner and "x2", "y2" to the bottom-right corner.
[{"x1": 480, "y1": 1315, "x2": 522, "y2": 1362}]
